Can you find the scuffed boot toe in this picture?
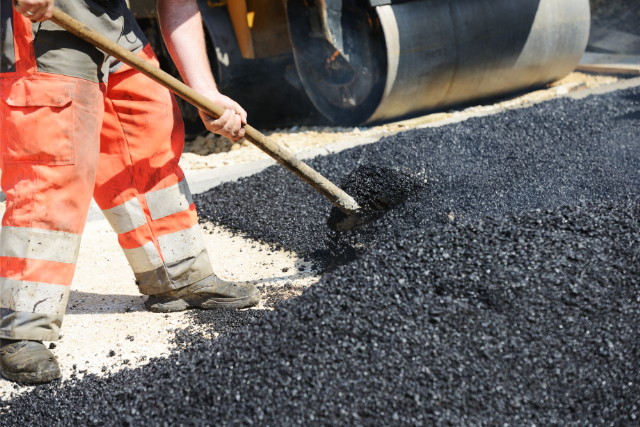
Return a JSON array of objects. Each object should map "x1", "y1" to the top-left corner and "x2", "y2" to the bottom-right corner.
[
  {"x1": 0, "y1": 339, "x2": 62, "y2": 384},
  {"x1": 145, "y1": 275, "x2": 261, "y2": 313}
]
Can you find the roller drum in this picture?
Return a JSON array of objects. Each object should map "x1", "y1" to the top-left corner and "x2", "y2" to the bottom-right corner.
[
  {"x1": 367, "y1": 0, "x2": 590, "y2": 123},
  {"x1": 292, "y1": 0, "x2": 590, "y2": 125}
]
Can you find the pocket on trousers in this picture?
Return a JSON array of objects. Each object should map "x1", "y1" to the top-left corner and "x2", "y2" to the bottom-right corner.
[{"x1": 1, "y1": 79, "x2": 76, "y2": 165}]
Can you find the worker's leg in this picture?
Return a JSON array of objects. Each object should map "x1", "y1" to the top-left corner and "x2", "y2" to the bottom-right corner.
[
  {"x1": 0, "y1": 73, "x2": 104, "y2": 384},
  {"x1": 0, "y1": 76, "x2": 104, "y2": 344},
  {"x1": 0, "y1": 0, "x2": 139, "y2": 384},
  {"x1": 93, "y1": 46, "x2": 259, "y2": 310},
  {"x1": 0, "y1": 75, "x2": 102, "y2": 384},
  {"x1": 94, "y1": 45, "x2": 208, "y2": 294},
  {"x1": 0, "y1": 7, "x2": 105, "y2": 344}
]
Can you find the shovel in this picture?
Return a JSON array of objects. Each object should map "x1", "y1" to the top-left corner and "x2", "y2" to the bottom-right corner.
[{"x1": 49, "y1": 7, "x2": 374, "y2": 231}]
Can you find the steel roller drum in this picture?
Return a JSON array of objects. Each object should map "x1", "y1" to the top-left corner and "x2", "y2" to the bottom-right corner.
[{"x1": 292, "y1": 0, "x2": 591, "y2": 125}]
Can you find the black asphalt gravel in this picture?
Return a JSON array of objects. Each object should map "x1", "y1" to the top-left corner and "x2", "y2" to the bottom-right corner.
[
  {"x1": 171, "y1": 309, "x2": 267, "y2": 351},
  {"x1": 196, "y1": 87, "x2": 640, "y2": 269},
  {"x1": 2, "y1": 87, "x2": 640, "y2": 425},
  {"x1": 3, "y1": 201, "x2": 640, "y2": 426},
  {"x1": 326, "y1": 165, "x2": 426, "y2": 232}
]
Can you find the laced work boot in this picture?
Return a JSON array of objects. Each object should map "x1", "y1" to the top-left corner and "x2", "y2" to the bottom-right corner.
[
  {"x1": 0, "y1": 339, "x2": 62, "y2": 384},
  {"x1": 144, "y1": 274, "x2": 261, "y2": 313}
]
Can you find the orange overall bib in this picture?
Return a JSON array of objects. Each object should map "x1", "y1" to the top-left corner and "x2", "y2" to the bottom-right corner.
[{"x1": 0, "y1": 0, "x2": 213, "y2": 341}]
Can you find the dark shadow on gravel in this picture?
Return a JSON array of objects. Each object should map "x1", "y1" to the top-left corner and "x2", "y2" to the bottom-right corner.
[
  {"x1": 171, "y1": 309, "x2": 267, "y2": 351},
  {"x1": 616, "y1": 111, "x2": 640, "y2": 121}
]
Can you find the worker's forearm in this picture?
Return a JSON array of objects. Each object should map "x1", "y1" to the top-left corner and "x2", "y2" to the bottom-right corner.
[{"x1": 157, "y1": 0, "x2": 217, "y2": 93}]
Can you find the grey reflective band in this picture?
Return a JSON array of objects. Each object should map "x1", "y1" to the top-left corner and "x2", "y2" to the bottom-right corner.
[
  {"x1": 164, "y1": 247, "x2": 213, "y2": 288},
  {"x1": 0, "y1": 308, "x2": 64, "y2": 341},
  {"x1": 157, "y1": 225, "x2": 206, "y2": 264},
  {"x1": 136, "y1": 248, "x2": 213, "y2": 295},
  {"x1": 122, "y1": 241, "x2": 164, "y2": 274},
  {"x1": 0, "y1": 278, "x2": 70, "y2": 315},
  {"x1": 102, "y1": 196, "x2": 147, "y2": 234},
  {"x1": 0, "y1": 226, "x2": 82, "y2": 264},
  {"x1": 145, "y1": 179, "x2": 194, "y2": 221}
]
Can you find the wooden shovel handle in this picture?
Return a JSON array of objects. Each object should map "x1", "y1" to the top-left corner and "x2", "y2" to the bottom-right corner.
[{"x1": 50, "y1": 8, "x2": 361, "y2": 216}]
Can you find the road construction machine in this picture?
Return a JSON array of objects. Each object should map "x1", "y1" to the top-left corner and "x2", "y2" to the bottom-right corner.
[{"x1": 130, "y1": 0, "x2": 590, "y2": 129}]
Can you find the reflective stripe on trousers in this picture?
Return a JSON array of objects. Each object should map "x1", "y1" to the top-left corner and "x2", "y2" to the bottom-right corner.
[
  {"x1": 0, "y1": 229, "x2": 82, "y2": 341},
  {"x1": 100, "y1": 177, "x2": 212, "y2": 295},
  {"x1": 1, "y1": 12, "x2": 212, "y2": 341}
]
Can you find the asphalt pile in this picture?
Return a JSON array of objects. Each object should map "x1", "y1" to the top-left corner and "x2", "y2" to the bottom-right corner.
[
  {"x1": 196, "y1": 87, "x2": 640, "y2": 268},
  {"x1": 326, "y1": 165, "x2": 426, "y2": 231},
  {"x1": 3, "y1": 201, "x2": 640, "y2": 426},
  {"x1": 3, "y1": 88, "x2": 640, "y2": 425}
]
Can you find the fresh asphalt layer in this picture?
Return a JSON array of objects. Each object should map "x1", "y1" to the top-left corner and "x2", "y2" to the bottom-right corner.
[
  {"x1": 5, "y1": 201, "x2": 640, "y2": 426},
  {"x1": 2, "y1": 85, "x2": 640, "y2": 425},
  {"x1": 195, "y1": 85, "x2": 640, "y2": 269}
]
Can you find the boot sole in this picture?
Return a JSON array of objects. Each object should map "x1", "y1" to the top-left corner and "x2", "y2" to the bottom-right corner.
[
  {"x1": 1, "y1": 367, "x2": 61, "y2": 384},
  {"x1": 145, "y1": 291, "x2": 261, "y2": 313}
]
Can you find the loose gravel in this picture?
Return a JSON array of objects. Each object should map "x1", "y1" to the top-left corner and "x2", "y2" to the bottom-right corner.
[
  {"x1": 3, "y1": 201, "x2": 640, "y2": 426},
  {"x1": 2, "y1": 87, "x2": 640, "y2": 425},
  {"x1": 196, "y1": 87, "x2": 640, "y2": 269},
  {"x1": 326, "y1": 165, "x2": 427, "y2": 232},
  {"x1": 0, "y1": 220, "x2": 318, "y2": 400}
]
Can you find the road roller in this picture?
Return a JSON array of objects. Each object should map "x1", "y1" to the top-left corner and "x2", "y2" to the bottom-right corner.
[{"x1": 130, "y1": 0, "x2": 591, "y2": 128}]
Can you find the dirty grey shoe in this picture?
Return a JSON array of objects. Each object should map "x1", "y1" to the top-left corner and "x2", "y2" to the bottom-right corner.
[
  {"x1": 144, "y1": 275, "x2": 261, "y2": 313},
  {"x1": 0, "y1": 339, "x2": 62, "y2": 384}
]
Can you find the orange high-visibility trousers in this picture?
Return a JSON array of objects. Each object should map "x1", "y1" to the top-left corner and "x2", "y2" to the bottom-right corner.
[{"x1": 0, "y1": 1, "x2": 213, "y2": 341}]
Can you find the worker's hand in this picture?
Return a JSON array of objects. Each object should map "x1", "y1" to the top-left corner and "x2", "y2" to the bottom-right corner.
[
  {"x1": 199, "y1": 91, "x2": 248, "y2": 143},
  {"x1": 13, "y1": 0, "x2": 54, "y2": 22}
]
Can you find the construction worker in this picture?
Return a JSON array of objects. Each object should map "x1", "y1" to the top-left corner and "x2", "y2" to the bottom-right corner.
[{"x1": 0, "y1": 0, "x2": 260, "y2": 384}]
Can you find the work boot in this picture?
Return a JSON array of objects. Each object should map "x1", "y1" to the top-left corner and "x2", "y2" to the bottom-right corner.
[
  {"x1": 144, "y1": 274, "x2": 261, "y2": 313},
  {"x1": 0, "y1": 339, "x2": 62, "y2": 384}
]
